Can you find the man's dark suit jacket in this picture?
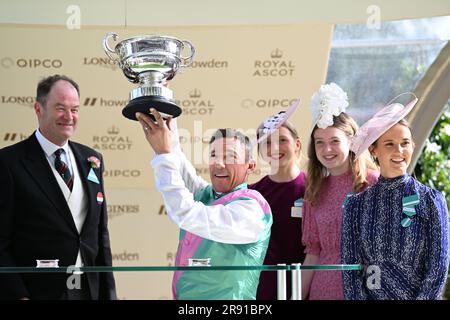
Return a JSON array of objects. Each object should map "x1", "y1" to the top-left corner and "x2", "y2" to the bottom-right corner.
[{"x1": 0, "y1": 133, "x2": 116, "y2": 299}]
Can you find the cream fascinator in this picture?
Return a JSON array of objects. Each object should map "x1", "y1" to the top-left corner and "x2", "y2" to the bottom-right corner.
[{"x1": 310, "y1": 82, "x2": 349, "y2": 130}]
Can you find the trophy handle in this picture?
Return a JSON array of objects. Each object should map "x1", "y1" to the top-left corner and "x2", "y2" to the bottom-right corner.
[
  {"x1": 180, "y1": 40, "x2": 195, "y2": 67},
  {"x1": 103, "y1": 32, "x2": 119, "y2": 60}
]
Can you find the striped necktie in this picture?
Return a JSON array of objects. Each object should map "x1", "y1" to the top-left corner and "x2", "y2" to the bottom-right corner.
[{"x1": 54, "y1": 148, "x2": 73, "y2": 191}]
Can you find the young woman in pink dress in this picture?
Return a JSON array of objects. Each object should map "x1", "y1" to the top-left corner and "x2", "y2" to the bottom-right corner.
[
  {"x1": 249, "y1": 118, "x2": 306, "y2": 300},
  {"x1": 301, "y1": 83, "x2": 379, "y2": 300}
]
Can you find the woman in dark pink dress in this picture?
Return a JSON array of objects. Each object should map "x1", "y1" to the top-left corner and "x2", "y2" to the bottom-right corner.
[{"x1": 249, "y1": 117, "x2": 306, "y2": 300}]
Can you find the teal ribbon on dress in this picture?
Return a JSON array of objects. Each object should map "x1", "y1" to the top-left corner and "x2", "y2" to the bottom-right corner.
[
  {"x1": 342, "y1": 192, "x2": 354, "y2": 209},
  {"x1": 401, "y1": 193, "x2": 420, "y2": 227}
]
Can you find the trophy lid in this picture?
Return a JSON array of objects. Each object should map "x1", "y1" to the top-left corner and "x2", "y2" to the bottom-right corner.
[{"x1": 115, "y1": 34, "x2": 184, "y2": 46}]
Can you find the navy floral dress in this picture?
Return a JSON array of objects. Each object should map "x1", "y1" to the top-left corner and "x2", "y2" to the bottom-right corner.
[{"x1": 342, "y1": 174, "x2": 449, "y2": 299}]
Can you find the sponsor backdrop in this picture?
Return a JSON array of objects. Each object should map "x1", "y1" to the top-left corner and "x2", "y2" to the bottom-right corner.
[{"x1": 0, "y1": 24, "x2": 332, "y2": 299}]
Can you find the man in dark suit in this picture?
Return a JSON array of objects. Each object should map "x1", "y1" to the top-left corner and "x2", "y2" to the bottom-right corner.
[{"x1": 0, "y1": 75, "x2": 116, "y2": 300}]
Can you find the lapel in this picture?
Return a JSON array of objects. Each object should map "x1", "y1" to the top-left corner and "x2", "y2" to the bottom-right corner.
[
  {"x1": 69, "y1": 141, "x2": 95, "y2": 235},
  {"x1": 21, "y1": 135, "x2": 78, "y2": 234}
]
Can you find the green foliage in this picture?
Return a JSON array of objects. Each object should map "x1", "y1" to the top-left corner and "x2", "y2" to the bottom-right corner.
[{"x1": 414, "y1": 102, "x2": 450, "y2": 212}]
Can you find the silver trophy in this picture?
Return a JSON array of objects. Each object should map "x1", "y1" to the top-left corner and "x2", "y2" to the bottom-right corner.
[{"x1": 103, "y1": 32, "x2": 195, "y2": 121}]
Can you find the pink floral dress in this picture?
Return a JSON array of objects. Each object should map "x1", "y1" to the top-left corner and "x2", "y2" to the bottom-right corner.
[{"x1": 302, "y1": 170, "x2": 378, "y2": 299}]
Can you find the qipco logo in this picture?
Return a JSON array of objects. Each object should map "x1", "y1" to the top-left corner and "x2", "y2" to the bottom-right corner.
[{"x1": 1, "y1": 57, "x2": 63, "y2": 69}]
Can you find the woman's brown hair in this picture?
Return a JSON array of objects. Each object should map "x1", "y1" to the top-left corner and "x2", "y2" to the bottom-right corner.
[{"x1": 256, "y1": 120, "x2": 300, "y2": 157}]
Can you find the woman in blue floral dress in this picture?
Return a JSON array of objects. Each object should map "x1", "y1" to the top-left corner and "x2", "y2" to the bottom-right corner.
[{"x1": 342, "y1": 95, "x2": 450, "y2": 300}]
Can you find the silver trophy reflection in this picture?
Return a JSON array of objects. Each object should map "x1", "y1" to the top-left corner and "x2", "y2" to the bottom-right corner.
[{"x1": 103, "y1": 32, "x2": 195, "y2": 121}]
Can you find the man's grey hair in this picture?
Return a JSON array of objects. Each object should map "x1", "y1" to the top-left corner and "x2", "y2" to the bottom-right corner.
[{"x1": 209, "y1": 128, "x2": 252, "y2": 162}]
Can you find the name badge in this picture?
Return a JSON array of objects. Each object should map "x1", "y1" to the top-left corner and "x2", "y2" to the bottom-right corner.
[{"x1": 291, "y1": 198, "x2": 303, "y2": 218}]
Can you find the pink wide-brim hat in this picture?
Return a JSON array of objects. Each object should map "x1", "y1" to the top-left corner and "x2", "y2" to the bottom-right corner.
[
  {"x1": 256, "y1": 98, "x2": 301, "y2": 144},
  {"x1": 351, "y1": 93, "x2": 418, "y2": 159}
]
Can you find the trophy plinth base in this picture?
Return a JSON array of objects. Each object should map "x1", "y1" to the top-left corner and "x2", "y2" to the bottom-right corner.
[{"x1": 122, "y1": 96, "x2": 182, "y2": 121}]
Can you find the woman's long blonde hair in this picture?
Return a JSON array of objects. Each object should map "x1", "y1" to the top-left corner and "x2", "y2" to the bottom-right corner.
[{"x1": 305, "y1": 112, "x2": 377, "y2": 206}]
